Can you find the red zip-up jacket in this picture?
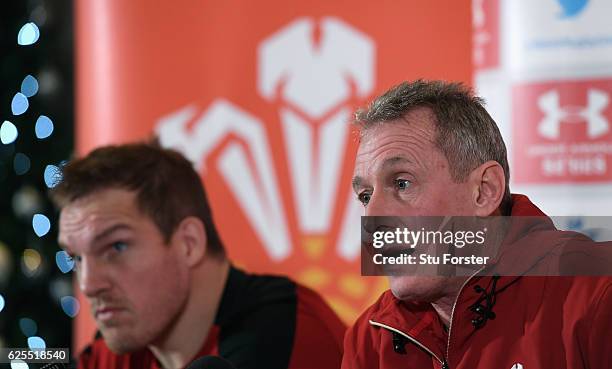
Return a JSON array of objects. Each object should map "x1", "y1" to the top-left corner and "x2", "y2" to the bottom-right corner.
[{"x1": 342, "y1": 195, "x2": 612, "y2": 369}]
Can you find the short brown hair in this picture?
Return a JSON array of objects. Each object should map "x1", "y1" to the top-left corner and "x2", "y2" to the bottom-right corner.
[
  {"x1": 50, "y1": 142, "x2": 225, "y2": 256},
  {"x1": 355, "y1": 80, "x2": 512, "y2": 215}
]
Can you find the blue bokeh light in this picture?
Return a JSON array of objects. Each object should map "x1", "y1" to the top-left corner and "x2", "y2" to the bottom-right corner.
[
  {"x1": 21, "y1": 75, "x2": 39, "y2": 97},
  {"x1": 1, "y1": 121, "x2": 19, "y2": 144},
  {"x1": 55, "y1": 251, "x2": 74, "y2": 273},
  {"x1": 0, "y1": 293, "x2": 5, "y2": 312},
  {"x1": 60, "y1": 296, "x2": 80, "y2": 318},
  {"x1": 32, "y1": 214, "x2": 51, "y2": 237},
  {"x1": 10, "y1": 360, "x2": 29, "y2": 369},
  {"x1": 35, "y1": 115, "x2": 54, "y2": 139},
  {"x1": 27, "y1": 336, "x2": 46, "y2": 350},
  {"x1": 14, "y1": 153, "x2": 31, "y2": 175},
  {"x1": 11, "y1": 93, "x2": 29, "y2": 115},
  {"x1": 18, "y1": 318, "x2": 38, "y2": 337},
  {"x1": 44, "y1": 165, "x2": 61, "y2": 188},
  {"x1": 17, "y1": 22, "x2": 40, "y2": 46}
]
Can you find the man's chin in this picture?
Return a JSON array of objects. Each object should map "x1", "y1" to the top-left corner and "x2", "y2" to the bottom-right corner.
[
  {"x1": 100, "y1": 328, "x2": 145, "y2": 354},
  {"x1": 389, "y1": 275, "x2": 448, "y2": 303}
]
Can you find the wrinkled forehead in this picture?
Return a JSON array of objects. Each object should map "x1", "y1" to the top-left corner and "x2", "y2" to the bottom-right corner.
[
  {"x1": 58, "y1": 189, "x2": 139, "y2": 249},
  {"x1": 357, "y1": 115, "x2": 437, "y2": 163}
]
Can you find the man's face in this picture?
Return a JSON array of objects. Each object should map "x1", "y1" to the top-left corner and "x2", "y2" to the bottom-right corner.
[
  {"x1": 352, "y1": 108, "x2": 474, "y2": 302},
  {"x1": 58, "y1": 188, "x2": 189, "y2": 353}
]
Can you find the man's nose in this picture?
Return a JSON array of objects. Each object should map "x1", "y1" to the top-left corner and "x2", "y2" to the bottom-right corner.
[
  {"x1": 364, "y1": 191, "x2": 389, "y2": 217},
  {"x1": 363, "y1": 192, "x2": 401, "y2": 235},
  {"x1": 362, "y1": 192, "x2": 388, "y2": 234},
  {"x1": 78, "y1": 257, "x2": 111, "y2": 298}
]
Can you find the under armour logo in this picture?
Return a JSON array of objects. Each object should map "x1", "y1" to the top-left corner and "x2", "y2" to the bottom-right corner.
[
  {"x1": 511, "y1": 364, "x2": 524, "y2": 369},
  {"x1": 538, "y1": 89, "x2": 610, "y2": 139}
]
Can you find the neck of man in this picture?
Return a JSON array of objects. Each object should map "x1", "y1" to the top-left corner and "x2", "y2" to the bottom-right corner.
[
  {"x1": 432, "y1": 208, "x2": 508, "y2": 328},
  {"x1": 430, "y1": 276, "x2": 469, "y2": 328},
  {"x1": 148, "y1": 258, "x2": 230, "y2": 369}
]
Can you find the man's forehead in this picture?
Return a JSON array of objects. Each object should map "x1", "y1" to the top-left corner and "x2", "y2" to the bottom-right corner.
[
  {"x1": 352, "y1": 154, "x2": 413, "y2": 188},
  {"x1": 355, "y1": 130, "x2": 430, "y2": 168},
  {"x1": 354, "y1": 121, "x2": 438, "y2": 184},
  {"x1": 58, "y1": 190, "x2": 139, "y2": 247},
  {"x1": 59, "y1": 209, "x2": 123, "y2": 246}
]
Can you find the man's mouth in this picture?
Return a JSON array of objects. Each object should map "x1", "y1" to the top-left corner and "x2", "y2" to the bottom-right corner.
[
  {"x1": 95, "y1": 306, "x2": 125, "y2": 322},
  {"x1": 384, "y1": 246, "x2": 416, "y2": 258}
]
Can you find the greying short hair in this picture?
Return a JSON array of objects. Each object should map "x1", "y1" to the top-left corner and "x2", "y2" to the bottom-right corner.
[{"x1": 355, "y1": 80, "x2": 512, "y2": 215}]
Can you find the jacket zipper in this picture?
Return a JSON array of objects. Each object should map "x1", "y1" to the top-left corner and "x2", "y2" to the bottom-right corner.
[
  {"x1": 444, "y1": 267, "x2": 485, "y2": 369},
  {"x1": 368, "y1": 320, "x2": 445, "y2": 366}
]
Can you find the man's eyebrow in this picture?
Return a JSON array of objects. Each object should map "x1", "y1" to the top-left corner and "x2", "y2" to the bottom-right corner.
[
  {"x1": 352, "y1": 176, "x2": 364, "y2": 191},
  {"x1": 92, "y1": 224, "x2": 132, "y2": 244},
  {"x1": 57, "y1": 224, "x2": 133, "y2": 253},
  {"x1": 381, "y1": 156, "x2": 412, "y2": 170},
  {"x1": 352, "y1": 157, "x2": 412, "y2": 190}
]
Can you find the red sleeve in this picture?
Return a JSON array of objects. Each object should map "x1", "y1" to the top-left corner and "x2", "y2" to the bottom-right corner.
[
  {"x1": 586, "y1": 282, "x2": 612, "y2": 369},
  {"x1": 288, "y1": 285, "x2": 346, "y2": 369}
]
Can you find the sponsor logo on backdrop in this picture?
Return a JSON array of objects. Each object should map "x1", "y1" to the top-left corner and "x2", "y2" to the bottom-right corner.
[
  {"x1": 155, "y1": 17, "x2": 378, "y2": 319},
  {"x1": 538, "y1": 89, "x2": 609, "y2": 139},
  {"x1": 504, "y1": 0, "x2": 612, "y2": 71},
  {"x1": 472, "y1": 0, "x2": 499, "y2": 71},
  {"x1": 520, "y1": 0, "x2": 612, "y2": 51},
  {"x1": 513, "y1": 79, "x2": 612, "y2": 183},
  {"x1": 557, "y1": 0, "x2": 589, "y2": 18}
]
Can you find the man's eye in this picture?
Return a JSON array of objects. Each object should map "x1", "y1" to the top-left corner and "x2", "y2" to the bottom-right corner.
[
  {"x1": 395, "y1": 179, "x2": 411, "y2": 190},
  {"x1": 358, "y1": 192, "x2": 371, "y2": 206},
  {"x1": 112, "y1": 242, "x2": 128, "y2": 252}
]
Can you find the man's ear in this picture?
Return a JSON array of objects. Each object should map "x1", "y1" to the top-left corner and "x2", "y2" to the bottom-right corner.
[
  {"x1": 173, "y1": 216, "x2": 207, "y2": 267},
  {"x1": 469, "y1": 161, "x2": 505, "y2": 216}
]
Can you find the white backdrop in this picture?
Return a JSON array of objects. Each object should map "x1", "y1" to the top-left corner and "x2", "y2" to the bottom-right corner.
[{"x1": 473, "y1": 0, "x2": 612, "y2": 221}]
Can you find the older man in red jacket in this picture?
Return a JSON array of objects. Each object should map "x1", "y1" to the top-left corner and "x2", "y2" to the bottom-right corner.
[{"x1": 343, "y1": 80, "x2": 612, "y2": 369}]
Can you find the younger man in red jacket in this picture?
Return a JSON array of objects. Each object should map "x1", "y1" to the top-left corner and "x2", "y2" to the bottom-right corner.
[{"x1": 52, "y1": 143, "x2": 345, "y2": 369}]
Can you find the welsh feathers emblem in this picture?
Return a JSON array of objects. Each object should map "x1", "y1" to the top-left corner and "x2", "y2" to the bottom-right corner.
[{"x1": 156, "y1": 17, "x2": 386, "y2": 321}]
